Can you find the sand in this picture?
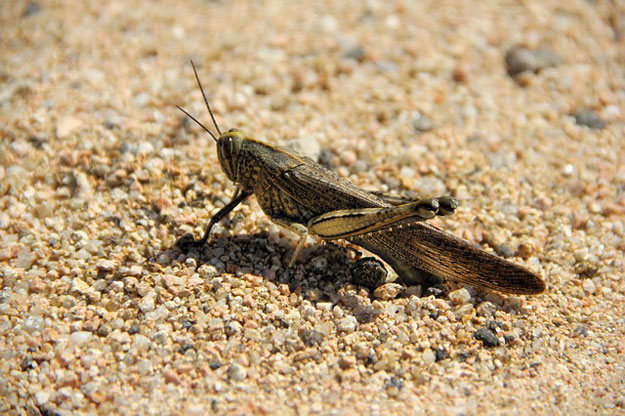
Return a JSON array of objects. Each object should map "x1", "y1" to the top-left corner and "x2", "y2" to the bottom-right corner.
[{"x1": 1, "y1": 0, "x2": 623, "y2": 414}]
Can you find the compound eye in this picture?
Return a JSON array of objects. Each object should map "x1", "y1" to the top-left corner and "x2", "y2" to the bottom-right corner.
[
  {"x1": 224, "y1": 136, "x2": 234, "y2": 155},
  {"x1": 228, "y1": 128, "x2": 238, "y2": 133}
]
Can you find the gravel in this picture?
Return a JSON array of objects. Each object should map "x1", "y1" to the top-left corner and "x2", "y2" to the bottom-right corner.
[{"x1": 1, "y1": 0, "x2": 623, "y2": 414}]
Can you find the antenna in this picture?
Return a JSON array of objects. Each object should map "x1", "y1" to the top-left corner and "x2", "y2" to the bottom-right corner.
[{"x1": 190, "y1": 60, "x2": 222, "y2": 136}]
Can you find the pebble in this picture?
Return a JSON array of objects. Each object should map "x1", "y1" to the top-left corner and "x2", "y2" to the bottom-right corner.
[
  {"x1": 284, "y1": 136, "x2": 321, "y2": 161},
  {"x1": 412, "y1": 111, "x2": 434, "y2": 132},
  {"x1": 573, "y1": 109, "x2": 606, "y2": 129},
  {"x1": 300, "y1": 329, "x2": 324, "y2": 346},
  {"x1": 139, "y1": 296, "x2": 155, "y2": 313},
  {"x1": 414, "y1": 176, "x2": 446, "y2": 196},
  {"x1": 56, "y1": 116, "x2": 82, "y2": 138},
  {"x1": 70, "y1": 331, "x2": 93, "y2": 346},
  {"x1": 448, "y1": 288, "x2": 471, "y2": 305},
  {"x1": 338, "y1": 316, "x2": 358, "y2": 333},
  {"x1": 505, "y1": 46, "x2": 561, "y2": 76},
  {"x1": 373, "y1": 283, "x2": 404, "y2": 300},
  {"x1": 422, "y1": 348, "x2": 436, "y2": 364},
  {"x1": 582, "y1": 279, "x2": 596, "y2": 295},
  {"x1": 15, "y1": 247, "x2": 34, "y2": 269},
  {"x1": 474, "y1": 327, "x2": 499, "y2": 347},
  {"x1": 227, "y1": 363, "x2": 247, "y2": 381}
]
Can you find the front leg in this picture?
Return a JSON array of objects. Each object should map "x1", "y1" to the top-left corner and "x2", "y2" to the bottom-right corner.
[
  {"x1": 307, "y1": 196, "x2": 459, "y2": 240},
  {"x1": 178, "y1": 187, "x2": 253, "y2": 249}
]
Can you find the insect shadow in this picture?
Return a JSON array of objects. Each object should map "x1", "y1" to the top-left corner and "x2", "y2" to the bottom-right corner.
[
  {"x1": 173, "y1": 232, "x2": 364, "y2": 286},
  {"x1": 169, "y1": 232, "x2": 397, "y2": 323}
]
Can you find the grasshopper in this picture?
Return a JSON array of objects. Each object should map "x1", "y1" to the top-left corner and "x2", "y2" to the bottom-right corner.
[{"x1": 177, "y1": 62, "x2": 545, "y2": 295}]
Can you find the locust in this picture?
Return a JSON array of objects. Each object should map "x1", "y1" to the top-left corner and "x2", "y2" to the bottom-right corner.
[{"x1": 176, "y1": 62, "x2": 545, "y2": 295}]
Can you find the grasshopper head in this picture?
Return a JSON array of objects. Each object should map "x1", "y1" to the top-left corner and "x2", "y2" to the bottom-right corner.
[{"x1": 217, "y1": 128, "x2": 244, "y2": 181}]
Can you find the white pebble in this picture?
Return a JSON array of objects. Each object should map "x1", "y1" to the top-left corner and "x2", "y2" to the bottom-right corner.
[
  {"x1": 227, "y1": 363, "x2": 247, "y2": 381},
  {"x1": 70, "y1": 331, "x2": 93, "y2": 346},
  {"x1": 338, "y1": 316, "x2": 358, "y2": 333},
  {"x1": 422, "y1": 348, "x2": 436, "y2": 364},
  {"x1": 448, "y1": 288, "x2": 471, "y2": 305},
  {"x1": 139, "y1": 296, "x2": 155, "y2": 313},
  {"x1": 582, "y1": 279, "x2": 596, "y2": 294}
]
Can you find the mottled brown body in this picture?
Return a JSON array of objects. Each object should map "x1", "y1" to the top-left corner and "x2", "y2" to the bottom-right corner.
[
  {"x1": 177, "y1": 61, "x2": 545, "y2": 295},
  {"x1": 225, "y1": 136, "x2": 544, "y2": 294}
]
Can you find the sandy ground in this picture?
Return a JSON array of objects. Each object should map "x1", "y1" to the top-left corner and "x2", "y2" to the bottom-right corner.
[{"x1": 1, "y1": 0, "x2": 624, "y2": 414}]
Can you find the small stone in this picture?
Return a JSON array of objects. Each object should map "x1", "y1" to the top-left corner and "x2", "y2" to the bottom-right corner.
[
  {"x1": 34, "y1": 391, "x2": 50, "y2": 406},
  {"x1": 137, "y1": 360, "x2": 153, "y2": 375},
  {"x1": 373, "y1": 283, "x2": 403, "y2": 300},
  {"x1": 454, "y1": 304, "x2": 474, "y2": 320},
  {"x1": 70, "y1": 278, "x2": 90, "y2": 295},
  {"x1": 414, "y1": 176, "x2": 446, "y2": 196},
  {"x1": 139, "y1": 296, "x2": 155, "y2": 313},
  {"x1": 448, "y1": 288, "x2": 471, "y2": 305},
  {"x1": 476, "y1": 301, "x2": 497, "y2": 317},
  {"x1": 435, "y1": 347, "x2": 449, "y2": 362},
  {"x1": 474, "y1": 327, "x2": 499, "y2": 347},
  {"x1": 422, "y1": 348, "x2": 436, "y2": 364},
  {"x1": 309, "y1": 256, "x2": 328, "y2": 271},
  {"x1": 15, "y1": 247, "x2": 34, "y2": 269},
  {"x1": 338, "y1": 355, "x2": 356, "y2": 369},
  {"x1": 412, "y1": 111, "x2": 434, "y2": 132},
  {"x1": 573, "y1": 109, "x2": 605, "y2": 130},
  {"x1": 23, "y1": 316, "x2": 44, "y2": 334},
  {"x1": 582, "y1": 279, "x2": 596, "y2": 295},
  {"x1": 56, "y1": 116, "x2": 82, "y2": 138},
  {"x1": 227, "y1": 363, "x2": 247, "y2": 381},
  {"x1": 505, "y1": 46, "x2": 560, "y2": 76},
  {"x1": 164, "y1": 369, "x2": 181, "y2": 385},
  {"x1": 133, "y1": 334, "x2": 151, "y2": 350},
  {"x1": 284, "y1": 136, "x2": 321, "y2": 161},
  {"x1": 300, "y1": 329, "x2": 324, "y2": 346},
  {"x1": 225, "y1": 320, "x2": 242, "y2": 336},
  {"x1": 70, "y1": 331, "x2": 93, "y2": 346},
  {"x1": 97, "y1": 259, "x2": 116, "y2": 271},
  {"x1": 351, "y1": 257, "x2": 387, "y2": 288},
  {"x1": 338, "y1": 316, "x2": 358, "y2": 333},
  {"x1": 22, "y1": 2, "x2": 42, "y2": 17}
]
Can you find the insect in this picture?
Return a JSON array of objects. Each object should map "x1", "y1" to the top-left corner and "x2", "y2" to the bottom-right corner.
[{"x1": 176, "y1": 61, "x2": 545, "y2": 295}]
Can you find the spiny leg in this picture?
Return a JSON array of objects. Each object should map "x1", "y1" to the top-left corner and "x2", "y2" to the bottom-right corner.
[
  {"x1": 307, "y1": 197, "x2": 457, "y2": 240},
  {"x1": 178, "y1": 187, "x2": 252, "y2": 249},
  {"x1": 271, "y1": 218, "x2": 310, "y2": 267},
  {"x1": 371, "y1": 191, "x2": 459, "y2": 215}
]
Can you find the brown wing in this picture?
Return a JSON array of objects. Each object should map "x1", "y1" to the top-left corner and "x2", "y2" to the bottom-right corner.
[{"x1": 353, "y1": 222, "x2": 545, "y2": 295}]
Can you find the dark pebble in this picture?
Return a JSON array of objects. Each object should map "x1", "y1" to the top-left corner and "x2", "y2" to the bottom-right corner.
[
  {"x1": 474, "y1": 327, "x2": 500, "y2": 347},
  {"x1": 182, "y1": 319, "x2": 194, "y2": 330},
  {"x1": 209, "y1": 359, "x2": 222, "y2": 370},
  {"x1": 384, "y1": 377, "x2": 404, "y2": 391},
  {"x1": 178, "y1": 344, "x2": 193, "y2": 354},
  {"x1": 22, "y1": 2, "x2": 41, "y2": 17},
  {"x1": 496, "y1": 243, "x2": 517, "y2": 258},
  {"x1": 505, "y1": 46, "x2": 560, "y2": 76},
  {"x1": 351, "y1": 257, "x2": 387, "y2": 289},
  {"x1": 573, "y1": 109, "x2": 606, "y2": 129},
  {"x1": 127, "y1": 323, "x2": 139, "y2": 335},
  {"x1": 21, "y1": 357, "x2": 36, "y2": 371},
  {"x1": 343, "y1": 46, "x2": 365, "y2": 62},
  {"x1": 317, "y1": 149, "x2": 335, "y2": 170},
  {"x1": 574, "y1": 325, "x2": 588, "y2": 337},
  {"x1": 300, "y1": 329, "x2": 324, "y2": 347},
  {"x1": 435, "y1": 347, "x2": 449, "y2": 362}
]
